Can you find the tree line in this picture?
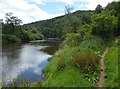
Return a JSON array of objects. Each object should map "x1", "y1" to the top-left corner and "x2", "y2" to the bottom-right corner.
[{"x1": 2, "y1": 1, "x2": 119, "y2": 43}]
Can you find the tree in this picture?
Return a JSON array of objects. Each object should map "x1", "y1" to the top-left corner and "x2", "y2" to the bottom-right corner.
[
  {"x1": 5, "y1": 12, "x2": 22, "y2": 26},
  {"x1": 95, "y1": 4, "x2": 103, "y2": 14},
  {"x1": 3, "y1": 12, "x2": 22, "y2": 34},
  {"x1": 63, "y1": 6, "x2": 80, "y2": 34},
  {"x1": 91, "y1": 10, "x2": 118, "y2": 38},
  {"x1": 105, "y1": 1, "x2": 119, "y2": 15},
  {"x1": 64, "y1": 5, "x2": 74, "y2": 14}
]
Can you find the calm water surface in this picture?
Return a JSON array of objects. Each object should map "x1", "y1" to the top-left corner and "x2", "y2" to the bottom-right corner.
[{"x1": 2, "y1": 40, "x2": 60, "y2": 83}]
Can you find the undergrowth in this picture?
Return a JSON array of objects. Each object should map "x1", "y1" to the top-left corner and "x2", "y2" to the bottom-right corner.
[{"x1": 1, "y1": 77, "x2": 42, "y2": 87}]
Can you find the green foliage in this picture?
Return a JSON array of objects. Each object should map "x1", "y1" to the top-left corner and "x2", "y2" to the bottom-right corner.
[
  {"x1": 23, "y1": 11, "x2": 93, "y2": 39},
  {"x1": 1, "y1": 77, "x2": 42, "y2": 87},
  {"x1": 74, "y1": 10, "x2": 93, "y2": 24},
  {"x1": 42, "y1": 47, "x2": 98, "y2": 87},
  {"x1": 63, "y1": 33, "x2": 82, "y2": 47},
  {"x1": 2, "y1": 12, "x2": 44, "y2": 43},
  {"x1": 2, "y1": 34, "x2": 21, "y2": 42},
  {"x1": 95, "y1": 4, "x2": 103, "y2": 14},
  {"x1": 16, "y1": 30, "x2": 31, "y2": 42},
  {"x1": 62, "y1": 14, "x2": 81, "y2": 35},
  {"x1": 28, "y1": 28, "x2": 44, "y2": 40},
  {"x1": 77, "y1": 24, "x2": 91, "y2": 37},
  {"x1": 2, "y1": 1, "x2": 119, "y2": 87},
  {"x1": 80, "y1": 34, "x2": 104, "y2": 51},
  {"x1": 105, "y1": 1, "x2": 120, "y2": 16},
  {"x1": 30, "y1": 81, "x2": 41, "y2": 87},
  {"x1": 91, "y1": 10, "x2": 118, "y2": 38}
]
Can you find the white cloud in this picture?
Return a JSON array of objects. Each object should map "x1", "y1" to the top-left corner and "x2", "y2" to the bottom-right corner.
[
  {"x1": 84, "y1": 0, "x2": 115, "y2": 10},
  {"x1": 32, "y1": 0, "x2": 45, "y2": 5},
  {"x1": 39, "y1": 0, "x2": 115, "y2": 9},
  {"x1": 0, "y1": 0, "x2": 64, "y2": 24},
  {"x1": 60, "y1": 0, "x2": 74, "y2": 5},
  {"x1": 0, "y1": 0, "x2": 116, "y2": 24}
]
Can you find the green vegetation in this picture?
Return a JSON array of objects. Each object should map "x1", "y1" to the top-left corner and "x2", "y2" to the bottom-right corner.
[
  {"x1": 42, "y1": 47, "x2": 99, "y2": 87},
  {"x1": 2, "y1": 0, "x2": 119, "y2": 88},
  {"x1": 104, "y1": 40, "x2": 118, "y2": 87},
  {"x1": 42, "y1": 34, "x2": 103, "y2": 87},
  {"x1": 1, "y1": 77, "x2": 41, "y2": 87},
  {"x1": 91, "y1": 10, "x2": 118, "y2": 38},
  {"x1": 41, "y1": 1, "x2": 119, "y2": 87},
  {"x1": 2, "y1": 12, "x2": 44, "y2": 43},
  {"x1": 23, "y1": 10, "x2": 93, "y2": 39}
]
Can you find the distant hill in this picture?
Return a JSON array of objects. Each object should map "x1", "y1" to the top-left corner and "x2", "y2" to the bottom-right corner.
[{"x1": 23, "y1": 10, "x2": 94, "y2": 38}]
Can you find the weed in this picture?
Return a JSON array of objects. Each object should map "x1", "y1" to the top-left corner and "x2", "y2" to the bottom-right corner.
[
  {"x1": 21, "y1": 76, "x2": 29, "y2": 87},
  {"x1": 57, "y1": 58, "x2": 66, "y2": 71},
  {"x1": 72, "y1": 49, "x2": 99, "y2": 72}
]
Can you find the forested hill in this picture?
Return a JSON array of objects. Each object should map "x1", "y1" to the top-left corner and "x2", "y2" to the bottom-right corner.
[
  {"x1": 23, "y1": 10, "x2": 94, "y2": 38},
  {"x1": 2, "y1": 1, "x2": 119, "y2": 43}
]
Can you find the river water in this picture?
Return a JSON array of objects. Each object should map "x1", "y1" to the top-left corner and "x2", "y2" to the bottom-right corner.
[{"x1": 2, "y1": 40, "x2": 60, "y2": 83}]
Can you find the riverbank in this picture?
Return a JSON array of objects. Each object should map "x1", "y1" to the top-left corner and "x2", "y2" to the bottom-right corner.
[
  {"x1": 1, "y1": 39, "x2": 60, "y2": 87},
  {"x1": 42, "y1": 36, "x2": 119, "y2": 87},
  {"x1": 1, "y1": 36, "x2": 119, "y2": 87}
]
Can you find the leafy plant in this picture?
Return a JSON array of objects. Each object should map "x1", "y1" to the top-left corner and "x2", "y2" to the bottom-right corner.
[
  {"x1": 63, "y1": 33, "x2": 82, "y2": 47},
  {"x1": 91, "y1": 10, "x2": 118, "y2": 38}
]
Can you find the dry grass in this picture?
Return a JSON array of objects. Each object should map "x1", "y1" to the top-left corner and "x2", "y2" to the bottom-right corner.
[
  {"x1": 71, "y1": 49, "x2": 99, "y2": 72},
  {"x1": 57, "y1": 56, "x2": 66, "y2": 71}
]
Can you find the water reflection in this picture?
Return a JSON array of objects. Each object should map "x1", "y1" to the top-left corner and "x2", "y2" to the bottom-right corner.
[{"x1": 2, "y1": 40, "x2": 59, "y2": 82}]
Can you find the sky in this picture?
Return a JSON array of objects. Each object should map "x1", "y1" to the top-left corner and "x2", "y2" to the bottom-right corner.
[{"x1": 0, "y1": 0, "x2": 116, "y2": 24}]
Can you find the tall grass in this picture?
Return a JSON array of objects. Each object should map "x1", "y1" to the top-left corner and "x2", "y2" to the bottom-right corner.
[
  {"x1": 1, "y1": 77, "x2": 42, "y2": 87},
  {"x1": 71, "y1": 49, "x2": 99, "y2": 73},
  {"x1": 57, "y1": 58, "x2": 66, "y2": 71}
]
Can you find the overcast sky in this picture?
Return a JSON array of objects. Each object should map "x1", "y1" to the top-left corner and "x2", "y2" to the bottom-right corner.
[{"x1": 0, "y1": 0, "x2": 116, "y2": 24}]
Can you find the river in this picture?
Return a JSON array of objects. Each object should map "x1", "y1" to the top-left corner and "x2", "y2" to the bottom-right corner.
[{"x1": 2, "y1": 40, "x2": 60, "y2": 83}]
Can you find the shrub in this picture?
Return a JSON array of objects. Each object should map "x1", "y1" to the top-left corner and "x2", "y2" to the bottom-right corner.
[
  {"x1": 77, "y1": 24, "x2": 91, "y2": 37},
  {"x1": 1, "y1": 77, "x2": 42, "y2": 87},
  {"x1": 21, "y1": 77, "x2": 30, "y2": 87},
  {"x1": 80, "y1": 34, "x2": 103, "y2": 51},
  {"x1": 2, "y1": 34, "x2": 21, "y2": 42},
  {"x1": 30, "y1": 81, "x2": 41, "y2": 87},
  {"x1": 62, "y1": 33, "x2": 82, "y2": 47},
  {"x1": 71, "y1": 49, "x2": 99, "y2": 73},
  {"x1": 91, "y1": 10, "x2": 118, "y2": 38},
  {"x1": 57, "y1": 58, "x2": 66, "y2": 71}
]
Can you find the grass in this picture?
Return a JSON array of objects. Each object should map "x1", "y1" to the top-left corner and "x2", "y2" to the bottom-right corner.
[
  {"x1": 71, "y1": 49, "x2": 99, "y2": 73},
  {"x1": 1, "y1": 34, "x2": 118, "y2": 87},
  {"x1": 104, "y1": 45, "x2": 118, "y2": 87},
  {"x1": 42, "y1": 35, "x2": 119, "y2": 87},
  {"x1": 42, "y1": 45, "x2": 100, "y2": 87},
  {"x1": 42, "y1": 65, "x2": 96, "y2": 87}
]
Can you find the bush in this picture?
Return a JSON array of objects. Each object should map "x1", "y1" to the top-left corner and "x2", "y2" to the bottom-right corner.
[
  {"x1": 1, "y1": 77, "x2": 42, "y2": 87},
  {"x1": 91, "y1": 10, "x2": 118, "y2": 38},
  {"x1": 63, "y1": 33, "x2": 82, "y2": 47},
  {"x1": 71, "y1": 49, "x2": 99, "y2": 73},
  {"x1": 2, "y1": 34, "x2": 21, "y2": 42},
  {"x1": 57, "y1": 58, "x2": 66, "y2": 71},
  {"x1": 80, "y1": 34, "x2": 104, "y2": 51},
  {"x1": 77, "y1": 24, "x2": 91, "y2": 37}
]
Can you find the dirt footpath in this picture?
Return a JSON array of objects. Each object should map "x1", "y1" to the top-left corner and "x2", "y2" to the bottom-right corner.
[{"x1": 98, "y1": 47, "x2": 109, "y2": 87}]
